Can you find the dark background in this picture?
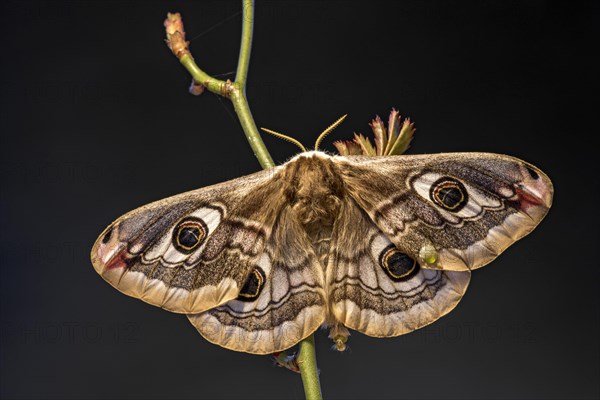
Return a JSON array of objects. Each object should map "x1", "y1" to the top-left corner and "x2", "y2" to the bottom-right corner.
[{"x1": 1, "y1": 1, "x2": 597, "y2": 399}]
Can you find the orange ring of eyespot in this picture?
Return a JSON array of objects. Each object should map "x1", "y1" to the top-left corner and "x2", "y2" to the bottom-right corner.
[
  {"x1": 238, "y1": 268, "x2": 266, "y2": 300},
  {"x1": 175, "y1": 221, "x2": 206, "y2": 251},
  {"x1": 431, "y1": 179, "x2": 467, "y2": 211},
  {"x1": 382, "y1": 247, "x2": 417, "y2": 279}
]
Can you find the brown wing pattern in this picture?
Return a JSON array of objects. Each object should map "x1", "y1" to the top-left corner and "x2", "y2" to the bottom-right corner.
[
  {"x1": 326, "y1": 196, "x2": 470, "y2": 337},
  {"x1": 325, "y1": 152, "x2": 552, "y2": 337},
  {"x1": 188, "y1": 206, "x2": 326, "y2": 354},
  {"x1": 92, "y1": 151, "x2": 553, "y2": 351},
  {"x1": 91, "y1": 167, "x2": 289, "y2": 314},
  {"x1": 334, "y1": 153, "x2": 553, "y2": 271}
]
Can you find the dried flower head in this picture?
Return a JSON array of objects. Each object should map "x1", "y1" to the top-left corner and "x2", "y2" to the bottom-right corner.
[{"x1": 334, "y1": 109, "x2": 416, "y2": 156}]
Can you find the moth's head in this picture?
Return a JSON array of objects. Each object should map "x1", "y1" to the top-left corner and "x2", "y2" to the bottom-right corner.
[{"x1": 283, "y1": 154, "x2": 344, "y2": 227}]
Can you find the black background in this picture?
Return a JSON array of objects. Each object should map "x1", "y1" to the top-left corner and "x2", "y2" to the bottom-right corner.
[{"x1": 1, "y1": 1, "x2": 598, "y2": 399}]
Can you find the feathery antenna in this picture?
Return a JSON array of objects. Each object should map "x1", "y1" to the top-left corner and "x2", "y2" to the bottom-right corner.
[
  {"x1": 260, "y1": 127, "x2": 308, "y2": 152},
  {"x1": 261, "y1": 114, "x2": 348, "y2": 153},
  {"x1": 314, "y1": 114, "x2": 347, "y2": 151}
]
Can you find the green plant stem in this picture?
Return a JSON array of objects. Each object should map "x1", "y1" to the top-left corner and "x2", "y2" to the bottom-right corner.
[
  {"x1": 173, "y1": 1, "x2": 321, "y2": 398},
  {"x1": 177, "y1": 0, "x2": 274, "y2": 169},
  {"x1": 236, "y1": 0, "x2": 253, "y2": 87},
  {"x1": 229, "y1": 87, "x2": 275, "y2": 169},
  {"x1": 178, "y1": 54, "x2": 225, "y2": 94},
  {"x1": 299, "y1": 335, "x2": 323, "y2": 400}
]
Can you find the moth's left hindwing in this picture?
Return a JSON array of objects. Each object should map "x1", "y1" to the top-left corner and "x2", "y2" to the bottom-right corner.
[
  {"x1": 187, "y1": 205, "x2": 327, "y2": 354},
  {"x1": 92, "y1": 165, "x2": 327, "y2": 353}
]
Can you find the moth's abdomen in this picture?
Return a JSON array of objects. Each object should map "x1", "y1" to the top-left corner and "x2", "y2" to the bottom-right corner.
[{"x1": 292, "y1": 194, "x2": 341, "y2": 270}]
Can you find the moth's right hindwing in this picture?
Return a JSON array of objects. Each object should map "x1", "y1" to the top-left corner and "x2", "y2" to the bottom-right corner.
[
  {"x1": 327, "y1": 196, "x2": 471, "y2": 338},
  {"x1": 91, "y1": 167, "x2": 288, "y2": 314},
  {"x1": 327, "y1": 152, "x2": 552, "y2": 338}
]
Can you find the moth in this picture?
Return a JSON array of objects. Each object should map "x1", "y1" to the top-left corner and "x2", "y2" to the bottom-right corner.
[{"x1": 91, "y1": 132, "x2": 553, "y2": 354}]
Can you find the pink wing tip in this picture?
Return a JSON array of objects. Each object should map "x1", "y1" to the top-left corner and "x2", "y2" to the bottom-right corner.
[{"x1": 516, "y1": 164, "x2": 553, "y2": 211}]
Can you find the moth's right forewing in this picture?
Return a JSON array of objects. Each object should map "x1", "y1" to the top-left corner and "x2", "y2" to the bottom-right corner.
[{"x1": 333, "y1": 153, "x2": 553, "y2": 272}]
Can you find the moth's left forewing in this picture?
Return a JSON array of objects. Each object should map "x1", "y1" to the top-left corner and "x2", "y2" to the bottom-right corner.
[
  {"x1": 334, "y1": 153, "x2": 553, "y2": 271},
  {"x1": 90, "y1": 167, "x2": 287, "y2": 314}
]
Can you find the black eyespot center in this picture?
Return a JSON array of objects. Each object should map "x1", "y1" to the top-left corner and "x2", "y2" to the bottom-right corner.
[
  {"x1": 102, "y1": 226, "x2": 113, "y2": 244},
  {"x1": 525, "y1": 165, "x2": 539, "y2": 180},
  {"x1": 237, "y1": 267, "x2": 266, "y2": 301},
  {"x1": 379, "y1": 245, "x2": 419, "y2": 282},
  {"x1": 172, "y1": 218, "x2": 207, "y2": 253},
  {"x1": 430, "y1": 177, "x2": 469, "y2": 212}
]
